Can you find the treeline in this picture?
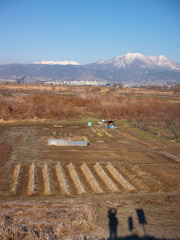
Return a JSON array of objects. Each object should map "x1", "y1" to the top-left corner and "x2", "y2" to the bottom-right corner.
[{"x1": 0, "y1": 92, "x2": 180, "y2": 139}]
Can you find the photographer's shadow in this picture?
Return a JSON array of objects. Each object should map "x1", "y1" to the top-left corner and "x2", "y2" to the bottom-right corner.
[{"x1": 108, "y1": 208, "x2": 119, "y2": 240}]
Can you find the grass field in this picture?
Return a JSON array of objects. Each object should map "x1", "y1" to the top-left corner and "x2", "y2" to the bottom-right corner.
[{"x1": 0, "y1": 84, "x2": 180, "y2": 239}]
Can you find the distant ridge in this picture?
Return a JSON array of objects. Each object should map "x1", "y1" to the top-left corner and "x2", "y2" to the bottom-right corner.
[{"x1": 0, "y1": 53, "x2": 180, "y2": 85}]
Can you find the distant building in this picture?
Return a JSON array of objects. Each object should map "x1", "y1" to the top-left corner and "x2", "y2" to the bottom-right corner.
[
  {"x1": 0, "y1": 79, "x2": 16, "y2": 83},
  {"x1": 44, "y1": 80, "x2": 107, "y2": 86},
  {"x1": 44, "y1": 81, "x2": 63, "y2": 85},
  {"x1": 68, "y1": 80, "x2": 107, "y2": 86}
]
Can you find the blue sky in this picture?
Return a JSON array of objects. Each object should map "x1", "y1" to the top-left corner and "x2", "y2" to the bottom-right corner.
[{"x1": 0, "y1": 0, "x2": 180, "y2": 64}]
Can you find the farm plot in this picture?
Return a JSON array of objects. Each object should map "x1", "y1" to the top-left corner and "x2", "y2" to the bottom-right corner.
[
  {"x1": 8, "y1": 162, "x2": 179, "y2": 198},
  {"x1": 90, "y1": 127, "x2": 114, "y2": 138},
  {"x1": 0, "y1": 124, "x2": 180, "y2": 201}
]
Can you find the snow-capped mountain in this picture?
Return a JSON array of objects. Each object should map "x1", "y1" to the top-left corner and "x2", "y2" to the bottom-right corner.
[
  {"x1": 0, "y1": 53, "x2": 180, "y2": 85},
  {"x1": 33, "y1": 60, "x2": 79, "y2": 65},
  {"x1": 95, "y1": 53, "x2": 180, "y2": 71}
]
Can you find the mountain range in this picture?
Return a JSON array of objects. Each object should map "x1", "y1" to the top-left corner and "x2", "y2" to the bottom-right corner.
[{"x1": 0, "y1": 53, "x2": 180, "y2": 85}]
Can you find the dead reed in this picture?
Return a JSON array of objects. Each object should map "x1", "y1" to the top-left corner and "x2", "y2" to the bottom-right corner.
[
  {"x1": 54, "y1": 204, "x2": 99, "y2": 238},
  {"x1": 67, "y1": 163, "x2": 86, "y2": 195},
  {"x1": 55, "y1": 163, "x2": 70, "y2": 195},
  {"x1": 80, "y1": 163, "x2": 103, "y2": 194},
  {"x1": 27, "y1": 163, "x2": 37, "y2": 195},
  {"x1": 42, "y1": 164, "x2": 52, "y2": 195},
  {"x1": 0, "y1": 200, "x2": 102, "y2": 240},
  {"x1": 10, "y1": 164, "x2": 22, "y2": 194},
  {"x1": 94, "y1": 163, "x2": 119, "y2": 193}
]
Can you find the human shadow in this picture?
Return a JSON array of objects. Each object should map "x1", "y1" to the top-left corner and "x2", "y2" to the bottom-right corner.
[
  {"x1": 107, "y1": 208, "x2": 173, "y2": 240},
  {"x1": 108, "y1": 208, "x2": 119, "y2": 240}
]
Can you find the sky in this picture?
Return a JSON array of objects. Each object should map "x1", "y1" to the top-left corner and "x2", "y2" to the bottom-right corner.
[{"x1": 0, "y1": 0, "x2": 180, "y2": 65}]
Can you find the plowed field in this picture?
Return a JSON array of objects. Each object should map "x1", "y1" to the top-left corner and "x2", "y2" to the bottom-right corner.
[{"x1": 0, "y1": 123, "x2": 180, "y2": 239}]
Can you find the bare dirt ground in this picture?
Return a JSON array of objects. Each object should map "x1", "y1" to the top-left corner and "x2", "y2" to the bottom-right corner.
[{"x1": 0, "y1": 121, "x2": 180, "y2": 239}]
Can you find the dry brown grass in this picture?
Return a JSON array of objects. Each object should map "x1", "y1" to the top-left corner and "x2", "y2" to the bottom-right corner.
[
  {"x1": 80, "y1": 163, "x2": 104, "y2": 194},
  {"x1": 42, "y1": 164, "x2": 52, "y2": 196},
  {"x1": 10, "y1": 164, "x2": 22, "y2": 194},
  {"x1": 55, "y1": 163, "x2": 70, "y2": 195},
  {"x1": 131, "y1": 165, "x2": 164, "y2": 191},
  {"x1": 0, "y1": 202, "x2": 101, "y2": 240},
  {"x1": 27, "y1": 163, "x2": 37, "y2": 196},
  {"x1": 55, "y1": 205, "x2": 98, "y2": 239},
  {"x1": 68, "y1": 163, "x2": 86, "y2": 195},
  {"x1": 106, "y1": 163, "x2": 135, "y2": 192},
  {"x1": 94, "y1": 163, "x2": 119, "y2": 193},
  {"x1": 120, "y1": 166, "x2": 150, "y2": 192}
]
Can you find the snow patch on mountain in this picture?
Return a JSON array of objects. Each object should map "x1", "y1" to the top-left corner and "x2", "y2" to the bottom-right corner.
[
  {"x1": 97, "y1": 53, "x2": 180, "y2": 71},
  {"x1": 33, "y1": 60, "x2": 79, "y2": 65}
]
